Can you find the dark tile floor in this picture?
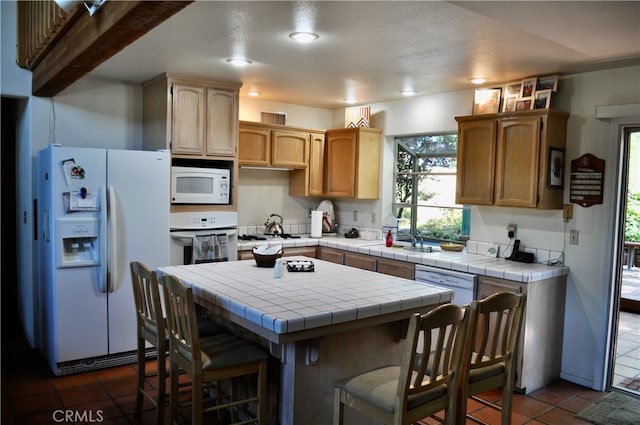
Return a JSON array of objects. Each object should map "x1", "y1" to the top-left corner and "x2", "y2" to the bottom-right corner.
[{"x1": 0, "y1": 328, "x2": 628, "y2": 425}]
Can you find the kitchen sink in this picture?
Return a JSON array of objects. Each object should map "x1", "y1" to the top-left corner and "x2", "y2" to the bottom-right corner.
[{"x1": 403, "y1": 245, "x2": 440, "y2": 253}]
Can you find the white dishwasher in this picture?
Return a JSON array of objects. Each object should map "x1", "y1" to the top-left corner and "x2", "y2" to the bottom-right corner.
[{"x1": 415, "y1": 265, "x2": 477, "y2": 305}]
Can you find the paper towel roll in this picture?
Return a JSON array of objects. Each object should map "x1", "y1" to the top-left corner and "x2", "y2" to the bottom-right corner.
[{"x1": 311, "y1": 210, "x2": 323, "y2": 238}]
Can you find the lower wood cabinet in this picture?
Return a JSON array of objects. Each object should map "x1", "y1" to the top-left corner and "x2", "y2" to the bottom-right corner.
[
  {"x1": 344, "y1": 252, "x2": 377, "y2": 271},
  {"x1": 377, "y1": 257, "x2": 415, "y2": 280},
  {"x1": 477, "y1": 275, "x2": 566, "y2": 393},
  {"x1": 316, "y1": 246, "x2": 345, "y2": 264},
  {"x1": 317, "y1": 247, "x2": 415, "y2": 279}
]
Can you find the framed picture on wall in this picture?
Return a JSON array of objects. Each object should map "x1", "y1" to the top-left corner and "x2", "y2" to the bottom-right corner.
[
  {"x1": 520, "y1": 77, "x2": 537, "y2": 97},
  {"x1": 515, "y1": 97, "x2": 533, "y2": 111},
  {"x1": 503, "y1": 96, "x2": 517, "y2": 112},
  {"x1": 473, "y1": 87, "x2": 502, "y2": 115},
  {"x1": 547, "y1": 147, "x2": 565, "y2": 188},
  {"x1": 534, "y1": 90, "x2": 552, "y2": 109},
  {"x1": 536, "y1": 75, "x2": 558, "y2": 91},
  {"x1": 504, "y1": 81, "x2": 522, "y2": 97}
]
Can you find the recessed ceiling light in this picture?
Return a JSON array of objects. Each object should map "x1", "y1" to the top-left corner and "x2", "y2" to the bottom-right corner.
[
  {"x1": 470, "y1": 78, "x2": 486, "y2": 85},
  {"x1": 226, "y1": 58, "x2": 252, "y2": 67},
  {"x1": 400, "y1": 90, "x2": 416, "y2": 97},
  {"x1": 289, "y1": 32, "x2": 320, "y2": 43},
  {"x1": 343, "y1": 98, "x2": 357, "y2": 104},
  {"x1": 247, "y1": 91, "x2": 261, "y2": 97}
]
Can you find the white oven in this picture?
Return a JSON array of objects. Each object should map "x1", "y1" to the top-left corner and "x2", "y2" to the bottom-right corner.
[{"x1": 169, "y1": 212, "x2": 238, "y2": 265}]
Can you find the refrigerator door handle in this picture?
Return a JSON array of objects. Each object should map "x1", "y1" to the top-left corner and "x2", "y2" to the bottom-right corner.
[
  {"x1": 108, "y1": 185, "x2": 119, "y2": 293},
  {"x1": 98, "y1": 186, "x2": 108, "y2": 293}
]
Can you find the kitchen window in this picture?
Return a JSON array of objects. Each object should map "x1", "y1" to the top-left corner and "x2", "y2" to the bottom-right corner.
[{"x1": 393, "y1": 133, "x2": 469, "y2": 242}]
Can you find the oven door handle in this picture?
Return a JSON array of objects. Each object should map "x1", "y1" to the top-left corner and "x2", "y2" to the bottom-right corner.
[{"x1": 170, "y1": 229, "x2": 237, "y2": 245}]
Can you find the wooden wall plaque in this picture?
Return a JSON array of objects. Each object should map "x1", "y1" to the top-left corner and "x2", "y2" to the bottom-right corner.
[{"x1": 570, "y1": 153, "x2": 605, "y2": 207}]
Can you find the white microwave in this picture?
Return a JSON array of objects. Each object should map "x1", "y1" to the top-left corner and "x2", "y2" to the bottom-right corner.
[{"x1": 171, "y1": 166, "x2": 230, "y2": 204}]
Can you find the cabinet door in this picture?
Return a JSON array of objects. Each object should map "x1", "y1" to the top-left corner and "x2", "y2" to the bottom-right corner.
[
  {"x1": 283, "y1": 247, "x2": 317, "y2": 258},
  {"x1": 272, "y1": 130, "x2": 308, "y2": 169},
  {"x1": 238, "y1": 126, "x2": 271, "y2": 166},
  {"x1": 355, "y1": 129, "x2": 381, "y2": 199},
  {"x1": 206, "y1": 88, "x2": 237, "y2": 157},
  {"x1": 289, "y1": 132, "x2": 326, "y2": 197},
  {"x1": 238, "y1": 250, "x2": 255, "y2": 261},
  {"x1": 477, "y1": 276, "x2": 525, "y2": 298},
  {"x1": 344, "y1": 252, "x2": 377, "y2": 271},
  {"x1": 324, "y1": 131, "x2": 357, "y2": 197},
  {"x1": 377, "y1": 258, "x2": 415, "y2": 280},
  {"x1": 456, "y1": 120, "x2": 497, "y2": 205},
  {"x1": 495, "y1": 117, "x2": 540, "y2": 207},
  {"x1": 317, "y1": 247, "x2": 344, "y2": 264},
  {"x1": 308, "y1": 133, "x2": 325, "y2": 196},
  {"x1": 171, "y1": 83, "x2": 205, "y2": 154}
]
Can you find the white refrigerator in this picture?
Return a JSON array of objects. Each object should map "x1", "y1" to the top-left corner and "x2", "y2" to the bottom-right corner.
[{"x1": 37, "y1": 146, "x2": 170, "y2": 375}]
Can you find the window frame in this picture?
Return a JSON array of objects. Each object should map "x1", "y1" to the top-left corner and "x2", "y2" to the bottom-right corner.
[{"x1": 393, "y1": 133, "x2": 468, "y2": 242}]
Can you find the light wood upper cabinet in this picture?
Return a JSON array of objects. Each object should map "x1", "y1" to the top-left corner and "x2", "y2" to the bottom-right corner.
[
  {"x1": 238, "y1": 122, "x2": 308, "y2": 169},
  {"x1": 495, "y1": 116, "x2": 541, "y2": 207},
  {"x1": 206, "y1": 88, "x2": 238, "y2": 156},
  {"x1": 142, "y1": 74, "x2": 241, "y2": 159},
  {"x1": 238, "y1": 124, "x2": 271, "y2": 166},
  {"x1": 171, "y1": 83, "x2": 205, "y2": 154},
  {"x1": 456, "y1": 120, "x2": 497, "y2": 205},
  {"x1": 325, "y1": 127, "x2": 382, "y2": 199},
  {"x1": 289, "y1": 132, "x2": 325, "y2": 197},
  {"x1": 455, "y1": 109, "x2": 568, "y2": 209},
  {"x1": 272, "y1": 130, "x2": 308, "y2": 168}
]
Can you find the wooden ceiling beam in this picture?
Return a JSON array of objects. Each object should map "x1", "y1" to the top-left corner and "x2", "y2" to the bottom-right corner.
[{"x1": 32, "y1": 0, "x2": 192, "y2": 97}]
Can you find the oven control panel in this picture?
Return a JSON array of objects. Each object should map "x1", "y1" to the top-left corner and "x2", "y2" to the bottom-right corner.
[{"x1": 170, "y1": 211, "x2": 238, "y2": 230}]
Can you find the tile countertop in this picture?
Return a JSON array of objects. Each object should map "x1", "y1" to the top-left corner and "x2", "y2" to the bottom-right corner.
[
  {"x1": 238, "y1": 236, "x2": 569, "y2": 283},
  {"x1": 158, "y1": 258, "x2": 452, "y2": 338}
]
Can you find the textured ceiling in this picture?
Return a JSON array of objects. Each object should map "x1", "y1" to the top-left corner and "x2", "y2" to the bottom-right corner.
[{"x1": 90, "y1": 1, "x2": 640, "y2": 109}]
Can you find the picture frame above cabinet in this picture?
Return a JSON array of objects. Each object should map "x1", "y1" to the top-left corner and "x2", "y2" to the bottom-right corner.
[
  {"x1": 455, "y1": 109, "x2": 569, "y2": 209},
  {"x1": 142, "y1": 73, "x2": 241, "y2": 159}
]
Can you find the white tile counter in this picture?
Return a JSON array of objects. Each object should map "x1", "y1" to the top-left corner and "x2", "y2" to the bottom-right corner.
[
  {"x1": 158, "y1": 257, "x2": 452, "y2": 342},
  {"x1": 238, "y1": 236, "x2": 569, "y2": 283},
  {"x1": 158, "y1": 258, "x2": 453, "y2": 425}
]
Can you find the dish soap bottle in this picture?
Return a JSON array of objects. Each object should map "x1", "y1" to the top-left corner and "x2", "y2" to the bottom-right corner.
[
  {"x1": 382, "y1": 213, "x2": 398, "y2": 243},
  {"x1": 385, "y1": 230, "x2": 393, "y2": 247}
]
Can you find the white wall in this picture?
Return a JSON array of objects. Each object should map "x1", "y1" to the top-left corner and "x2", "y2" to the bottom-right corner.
[
  {"x1": 239, "y1": 97, "x2": 331, "y2": 130},
  {"x1": 553, "y1": 66, "x2": 640, "y2": 389}
]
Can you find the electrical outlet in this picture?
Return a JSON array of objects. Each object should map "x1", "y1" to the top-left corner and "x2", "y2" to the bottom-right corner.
[
  {"x1": 569, "y1": 229, "x2": 579, "y2": 245},
  {"x1": 353, "y1": 210, "x2": 358, "y2": 221},
  {"x1": 371, "y1": 211, "x2": 376, "y2": 223},
  {"x1": 506, "y1": 223, "x2": 517, "y2": 239},
  {"x1": 563, "y1": 204, "x2": 574, "y2": 220}
]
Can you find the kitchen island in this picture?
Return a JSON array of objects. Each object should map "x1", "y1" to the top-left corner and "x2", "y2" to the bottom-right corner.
[{"x1": 158, "y1": 257, "x2": 452, "y2": 425}]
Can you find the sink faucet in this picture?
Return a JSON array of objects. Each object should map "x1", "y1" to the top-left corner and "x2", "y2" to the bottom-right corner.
[{"x1": 411, "y1": 234, "x2": 424, "y2": 251}]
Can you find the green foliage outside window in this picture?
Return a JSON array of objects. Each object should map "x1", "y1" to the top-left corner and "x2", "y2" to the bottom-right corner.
[
  {"x1": 625, "y1": 131, "x2": 640, "y2": 242},
  {"x1": 626, "y1": 192, "x2": 640, "y2": 242}
]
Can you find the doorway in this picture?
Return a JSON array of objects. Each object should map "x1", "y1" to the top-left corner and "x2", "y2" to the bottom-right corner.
[
  {"x1": 611, "y1": 127, "x2": 640, "y2": 395},
  {"x1": 1, "y1": 97, "x2": 19, "y2": 339}
]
